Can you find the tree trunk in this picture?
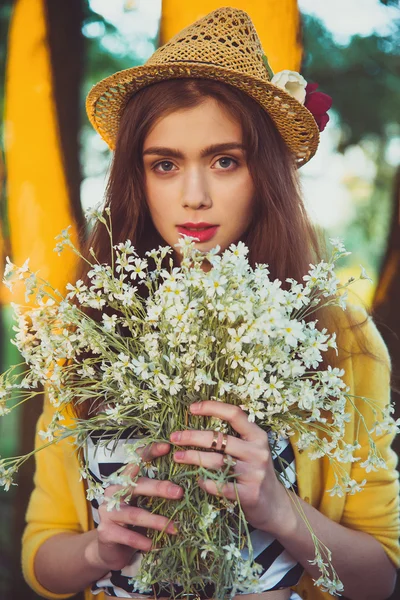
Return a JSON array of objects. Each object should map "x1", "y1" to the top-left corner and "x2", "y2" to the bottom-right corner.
[
  {"x1": 6, "y1": 1, "x2": 84, "y2": 598},
  {"x1": 372, "y1": 166, "x2": 400, "y2": 600}
]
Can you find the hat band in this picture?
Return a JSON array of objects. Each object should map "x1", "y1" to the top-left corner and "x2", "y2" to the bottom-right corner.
[
  {"x1": 147, "y1": 59, "x2": 269, "y2": 84},
  {"x1": 153, "y1": 59, "x2": 221, "y2": 68}
]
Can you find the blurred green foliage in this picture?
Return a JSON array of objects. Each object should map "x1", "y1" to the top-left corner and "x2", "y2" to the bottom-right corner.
[
  {"x1": 301, "y1": 13, "x2": 400, "y2": 274},
  {"x1": 0, "y1": 2, "x2": 13, "y2": 145},
  {"x1": 302, "y1": 14, "x2": 400, "y2": 149},
  {"x1": 0, "y1": 2, "x2": 13, "y2": 249},
  {"x1": 82, "y1": 0, "x2": 143, "y2": 91}
]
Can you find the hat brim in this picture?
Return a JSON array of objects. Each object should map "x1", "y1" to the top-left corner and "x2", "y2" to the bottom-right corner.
[{"x1": 86, "y1": 62, "x2": 319, "y2": 167}]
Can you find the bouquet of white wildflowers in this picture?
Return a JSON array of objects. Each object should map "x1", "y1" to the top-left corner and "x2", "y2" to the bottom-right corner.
[{"x1": 0, "y1": 208, "x2": 397, "y2": 598}]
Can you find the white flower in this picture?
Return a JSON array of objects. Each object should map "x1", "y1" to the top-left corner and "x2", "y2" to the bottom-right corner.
[
  {"x1": 271, "y1": 70, "x2": 307, "y2": 104},
  {"x1": 217, "y1": 381, "x2": 233, "y2": 396},
  {"x1": 228, "y1": 241, "x2": 248, "y2": 258},
  {"x1": 146, "y1": 304, "x2": 163, "y2": 324},
  {"x1": 115, "y1": 239, "x2": 137, "y2": 255},
  {"x1": 3, "y1": 256, "x2": 16, "y2": 279},
  {"x1": 3, "y1": 257, "x2": 18, "y2": 289},
  {"x1": 329, "y1": 237, "x2": 350, "y2": 256},
  {"x1": 222, "y1": 543, "x2": 242, "y2": 561},
  {"x1": 77, "y1": 364, "x2": 96, "y2": 378},
  {"x1": 38, "y1": 428, "x2": 55, "y2": 442},
  {"x1": 142, "y1": 462, "x2": 158, "y2": 478},
  {"x1": 227, "y1": 325, "x2": 251, "y2": 347},
  {"x1": 130, "y1": 356, "x2": 153, "y2": 380},
  {"x1": 104, "y1": 405, "x2": 123, "y2": 424},
  {"x1": 126, "y1": 258, "x2": 148, "y2": 280},
  {"x1": 337, "y1": 289, "x2": 348, "y2": 310},
  {"x1": 334, "y1": 442, "x2": 361, "y2": 464},
  {"x1": 17, "y1": 258, "x2": 31, "y2": 279},
  {"x1": 84, "y1": 203, "x2": 104, "y2": 222},
  {"x1": 360, "y1": 454, "x2": 388, "y2": 473},
  {"x1": 326, "y1": 482, "x2": 345, "y2": 498},
  {"x1": 105, "y1": 472, "x2": 132, "y2": 487},
  {"x1": 123, "y1": 444, "x2": 143, "y2": 466},
  {"x1": 314, "y1": 575, "x2": 344, "y2": 595},
  {"x1": 297, "y1": 384, "x2": 315, "y2": 411},
  {"x1": 204, "y1": 273, "x2": 228, "y2": 298},
  {"x1": 199, "y1": 504, "x2": 219, "y2": 529},
  {"x1": 264, "y1": 375, "x2": 284, "y2": 400},
  {"x1": 66, "y1": 279, "x2": 87, "y2": 299},
  {"x1": 281, "y1": 319, "x2": 305, "y2": 347},
  {"x1": 0, "y1": 468, "x2": 15, "y2": 491},
  {"x1": 166, "y1": 376, "x2": 183, "y2": 395},
  {"x1": 128, "y1": 577, "x2": 152, "y2": 595},
  {"x1": 102, "y1": 313, "x2": 118, "y2": 332},
  {"x1": 359, "y1": 265, "x2": 373, "y2": 283},
  {"x1": 346, "y1": 478, "x2": 367, "y2": 495},
  {"x1": 85, "y1": 290, "x2": 106, "y2": 310},
  {"x1": 200, "y1": 543, "x2": 216, "y2": 559},
  {"x1": 194, "y1": 370, "x2": 216, "y2": 391},
  {"x1": 105, "y1": 495, "x2": 123, "y2": 511},
  {"x1": 0, "y1": 403, "x2": 11, "y2": 416}
]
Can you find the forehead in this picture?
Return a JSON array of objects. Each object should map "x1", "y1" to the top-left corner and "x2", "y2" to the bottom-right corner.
[{"x1": 143, "y1": 97, "x2": 242, "y2": 150}]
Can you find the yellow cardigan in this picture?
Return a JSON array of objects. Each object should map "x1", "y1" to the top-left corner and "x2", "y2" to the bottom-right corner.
[{"x1": 22, "y1": 307, "x2": 400, "y2": 600}]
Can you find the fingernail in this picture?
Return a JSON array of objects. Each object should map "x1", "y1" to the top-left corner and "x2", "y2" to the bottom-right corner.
[
  {"x1": 170, "y1": 432, "x2": 181, "y2": 442},
  {"x1": 190, "y1": 403, "x2": 201, "y2": 412},
  {"x1": 168, "y1": 522, "x2": 178, "y2": 534},
  {"x1": 158, "y1": 442, "x2": 170, "y2": 451},
  {"x1": 174, "y1": 451, "x2": 185, "y2": 460},
  {"x1": 169, "y1": 484, "x2": 182, "y2": 497}
]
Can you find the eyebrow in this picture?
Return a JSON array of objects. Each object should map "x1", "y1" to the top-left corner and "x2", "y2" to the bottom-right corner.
[{"x1": 142, "y1": 142, "x2": 246, "y2": 159}]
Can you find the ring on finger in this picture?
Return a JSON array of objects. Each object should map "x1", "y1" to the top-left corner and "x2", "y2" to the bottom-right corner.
[
  {"x1": 221, "y1": 433, "x2": 228, "y2": 453},
  {"x1": 211, "y1": 430, "x2": 220, "y2": 449}
]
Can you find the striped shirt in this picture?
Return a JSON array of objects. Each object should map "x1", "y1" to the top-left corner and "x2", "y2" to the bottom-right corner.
[{"x1": 85, "y1": 431, "x2": 303, "y2": 598}]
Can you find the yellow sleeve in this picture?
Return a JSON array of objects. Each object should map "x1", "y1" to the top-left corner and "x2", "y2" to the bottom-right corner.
[
  {"x1": 22, "y1": 398, "x2": 83, "y2": 599},
  {"x1": 340, "y1": 308, "x2": 400, "y2": 568}
]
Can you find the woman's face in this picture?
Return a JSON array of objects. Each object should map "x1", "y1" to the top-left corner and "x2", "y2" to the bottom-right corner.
[{"x1": 143, "y1": 98, "x2": 255, "y2": 265}]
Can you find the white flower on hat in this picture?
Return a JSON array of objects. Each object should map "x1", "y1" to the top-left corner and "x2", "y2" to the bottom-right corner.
[{"x1": 271, "y1": 70, "x2": 307, "y2": 104}]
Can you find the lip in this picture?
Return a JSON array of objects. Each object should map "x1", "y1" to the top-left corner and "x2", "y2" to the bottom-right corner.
[
  {"x1": 176, "y1": 223, "x2": 219, "y2": 243},
  {"x1": 178, "y1": 222, "x2": 216, "y2": 228}
]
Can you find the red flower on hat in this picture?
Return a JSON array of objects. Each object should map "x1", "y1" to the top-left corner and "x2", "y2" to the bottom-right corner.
[{"x1": 304, "y1": 83, "x2": 332, "y2": 132}]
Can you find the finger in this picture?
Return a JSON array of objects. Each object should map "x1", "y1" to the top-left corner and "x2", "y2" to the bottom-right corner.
[
  {"x1": 97, "y1": 521, "x2": 153, "y2": 552},
  {"x1": 112, "y1": 506, "x2": 178, "y2": 535},
  {"x1": 198, "y1": 477, "x2": 239, "y2": 501},
  {"x1": 123, "y1": 442, "x2": 170, "y2": 479},
  {"x1": 174, "y1": 449, "x2": 244, "y2": 473},
  {"x1": 133, "y1": 477, "x2": 183, "y2": 500},
  {"x1": 141, "y1": 441, "x2": 171, "y2": 462},
  {"x1": 170, "y1": 428, "x2": 255, "y2": 459},
  {"x1": 190, "y1": 401, "x2": 266, "y2": 442}
]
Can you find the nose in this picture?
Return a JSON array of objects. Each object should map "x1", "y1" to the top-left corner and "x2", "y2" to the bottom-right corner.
[{"x1": 181, "y1": 168, "x2": 212, "y2": 210}]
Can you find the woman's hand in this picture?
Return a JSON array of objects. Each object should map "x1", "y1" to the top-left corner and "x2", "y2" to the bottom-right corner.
[
  {"x1": 89, "y1": 441, "x2": 183, "y2": 572},
  {"x1": 170, "y1": 401, "x2": 295, "y2": 536}
]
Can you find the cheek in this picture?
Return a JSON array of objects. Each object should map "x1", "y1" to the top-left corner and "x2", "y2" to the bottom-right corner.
[
  {"x1": 145, "y1": 178, "x2": 172, "y2": 222},
  {"x1": 228, "y1": 174, "x2": 255, "y2": 224}
]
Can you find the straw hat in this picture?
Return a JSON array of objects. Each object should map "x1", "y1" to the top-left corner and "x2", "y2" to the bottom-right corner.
[{"x1": 86, "y1": 7, "x2": 320, "y2": 166}]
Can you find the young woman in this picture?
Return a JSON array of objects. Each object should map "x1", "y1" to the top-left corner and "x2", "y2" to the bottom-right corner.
[{"x1": 21, "y1": 7, "x2": 399, "y2": 600}]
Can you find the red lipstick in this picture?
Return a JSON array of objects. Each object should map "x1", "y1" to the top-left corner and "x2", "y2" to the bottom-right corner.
[{"x1": 177, "y1": 222, "x2": 219, "y2": 243}]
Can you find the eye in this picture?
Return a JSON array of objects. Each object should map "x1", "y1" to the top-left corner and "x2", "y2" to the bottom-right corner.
[
  {"x1": 153, "y1": 160, "x2": 176, "y2": 173},
  {"x1": 213, "y1": 157, "x2": 238, "y2": 170}
]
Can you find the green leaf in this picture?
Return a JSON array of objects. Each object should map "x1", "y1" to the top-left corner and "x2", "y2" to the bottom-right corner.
[{"x1": 262, "y1": 54, "x2": 274, "y2": 80}]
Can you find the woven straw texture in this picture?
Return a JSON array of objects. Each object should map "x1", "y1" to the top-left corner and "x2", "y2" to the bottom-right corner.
[{"x1": 86, "y1": 7, "x2": 319, "y2": 166}]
